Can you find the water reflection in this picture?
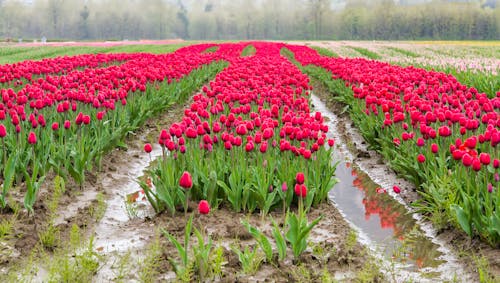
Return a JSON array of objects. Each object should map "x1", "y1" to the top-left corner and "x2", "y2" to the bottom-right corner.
[{"x1": 330, "y1": 160, "x2": 445, "y2": 271}]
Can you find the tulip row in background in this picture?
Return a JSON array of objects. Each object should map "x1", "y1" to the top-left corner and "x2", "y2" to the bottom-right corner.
[
  {"x1": 141, "y1": 42, "x2": 338, "y2": 216},
  {"x1": 306, "y1": 41, "x2": 500, "y2": 99},
  {"x1": 285, "y1": 44, "x2": 499, "y2": 246},
  {"x1": 0, "y1": 44, "x2": 228, "y2": 212}
]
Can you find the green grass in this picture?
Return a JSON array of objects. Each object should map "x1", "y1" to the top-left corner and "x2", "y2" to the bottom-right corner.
[
  {"x1": 311, "y1": 46, "x2": 338, "y2": 57},
  {"x1": 385, "y1": 46, "x2": 420, "y2": 58},
  {"x1": 241, "y1": 44, "x2": 256, "y2": 57},
  {"x1": 348, "y1": 46, "x2": 382, "y2": 60}
]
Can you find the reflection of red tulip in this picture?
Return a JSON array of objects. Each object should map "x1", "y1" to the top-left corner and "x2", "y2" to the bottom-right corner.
[{"x1": 393, "y1": 186, "x2": 401, "y2": 194}]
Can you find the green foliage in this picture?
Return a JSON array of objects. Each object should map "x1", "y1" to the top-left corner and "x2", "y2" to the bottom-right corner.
[
  {"x1": 271, "y1": 219, "x2": 287, "y2": 261},
  {"x1": 241, "y1": 219, "x2": 273, "y2": 263},
  {"x1": 203, "y1": 46, "x2": 219, "y2": 53},
  {"x1": 241, "y1": 45, "x2": 256, "y2": 57},
  {"x1": 311, "y1": 46, "x2": 339, "y2": 58},
  {"x1": 111, "y1": 250, "x2": 132, "y2": 283},
  {"x1": 162, "y1": 214, "x2": 193, "y2": 274},
  {"x1": 348, "y1": 46, "x2": 382, "y2": 60},
  {"x1": 230, "y1": 244, "x2": 264, "y2": 275},
  {"x1": 47, "y1": 236, "x2": 102, "y2": 283},
  {"x1": 0, "y1": 213, "x2": 16, "y2": 240},
  {"x1": 285, "y1": 211, "x2": 322, "y2": 259},
  {"x1": 138, "y1": 234, "x2": 164, "y2": 283},
  {"x1": 210, "y1": 245, "x2": 226, "y2": 279},
  {"x1": 355, "y1": 258, "x2": 383, "y2": 283},
  {"x1": 89, "y1": 192, "x2": 106, "y2": 222},
  {"x1": 192, "y1": 228, "x2": 213, "y2": 279},
  {"x1": 39, "y1": 224, "x2": 60, "y2": 250},
  {"x1": 385, "y1": 47, "x2": 420, "y2": 58},
  {"x1": 0, "y1": 152, "x2": 18, "y2": 208}
]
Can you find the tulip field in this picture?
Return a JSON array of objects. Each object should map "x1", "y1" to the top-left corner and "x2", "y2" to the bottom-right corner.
[{"x1": 0, "y1": 41, "x2": 499, "y2": 281}]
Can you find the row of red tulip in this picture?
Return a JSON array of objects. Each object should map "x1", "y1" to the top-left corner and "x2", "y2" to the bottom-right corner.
[
  {"x1": 0, "y1": 44, "x2": 228, "y2": 211},
  {"x1": 142, "y1": 42, "x2": 337, "y2": 215}
]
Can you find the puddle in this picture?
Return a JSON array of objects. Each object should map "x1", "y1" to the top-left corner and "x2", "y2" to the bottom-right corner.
[
  {"x1": 92, "y1": 139, "x2": 162, "y2": 281},
  {"x1": 311, "y1": 94, "x2": 472, "y2": 282}
]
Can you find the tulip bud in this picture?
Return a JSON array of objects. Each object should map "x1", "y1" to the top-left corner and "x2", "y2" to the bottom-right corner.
[
  {"x1": 28, "y1": 131, "x2": 37, "y2": 145},
  {"x1": 198, "y1": 200, "x2": 210, "y2": 214},
  {"x1": 179, "y1": 171, "x2": 193, "y2": 189}
]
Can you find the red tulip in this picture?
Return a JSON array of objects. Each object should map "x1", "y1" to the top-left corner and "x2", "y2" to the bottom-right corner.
[
  {"x1": 64, "y1": 120, "x2": 71, "y2": 129},
  {"x1": 416, "y1": 138, "x2": 424, "y2": 147},
  {"x1": 28, "y1": 131, "x2": 37, "y2": 144},
  {"x1": 259, "y1": 141, "x2": 268, "y2": 153},
  {"x1": 236, "y1": 124, "x2": 247, "y2": 135},
  {"x1": 493, "y1": 159, "x2": 499, "y2": 169},
  {"x1": 52, "y1": 122, "x2": 59, "y2": 131},
  {"x1": 179, "y1": 171, "x2": 193, "y2": 189},
  {"x1": 97, "y1": 111, "x2": 105, "y2": 121},
  {"x1": 303, "y1": 149, "x2": 312, "y2": 159},
  {"x1": 417, "y1": 154, "x2": 425, "y2": 163},
  {"x1": 431, "y1": 143, "x2": 438, "y2": 154},
  {"x1": 479, "y1": 153, "x2": 490, "y2": 166},
  {"x1": 0, "y1": 124, "x2": 6, "y2": 138},
  {"x1": 393, "y1": 137, "x2": 401, "y2": 147},
  {"x1": 472, "y1": 158, "x2": 481, "y2": 171},
  {"x1": 198, "y1": 200, "x2": 210, "y2": 214},
  {"x1": 82, "y1": 115, "x2": 91, "y2": 125},
  {"x1": 296, "y1": 172, "x2": 305, "y2": 184},
  {"x1": 294, "y1": 183, "x2": 307, "y2": 198},
  {"x1": 327, "y1": 139, "x2": 334, "y2": 147},
  {"x1": 462, "y1": 154, "x2": 473, "y2": 167},
  {"x1": 245, "y1": 142, "x2": 254, "y2": 152},
  {"x1": 144, "y1": 143, "x2": 152, "y2": 153}
]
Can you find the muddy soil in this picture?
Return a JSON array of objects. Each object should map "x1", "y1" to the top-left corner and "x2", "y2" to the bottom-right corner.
[
  {"x1": 0, "y1": 96, "x2": 381, "y2": 282},
  {"x1": 309, "y1": 74, "x2": 500, "y2": 281},
  {"x1": 151, "y1": 202, "x2": 374, "y2": 282}
]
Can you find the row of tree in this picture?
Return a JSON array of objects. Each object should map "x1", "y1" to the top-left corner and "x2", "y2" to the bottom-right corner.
[{"x1": 0, "y1": 0, "x2": 499, "y2": 41}]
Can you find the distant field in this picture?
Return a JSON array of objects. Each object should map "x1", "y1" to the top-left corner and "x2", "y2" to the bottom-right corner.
[
  {"x1": 299, "y1": 40, "x2": 500, "y2": 98},
  {"x1": 1, "y1": 40, "x2": 499, "y2": 96},
  {"x1": 0, "y1": 42, "x2": 189, "y2": 64}
]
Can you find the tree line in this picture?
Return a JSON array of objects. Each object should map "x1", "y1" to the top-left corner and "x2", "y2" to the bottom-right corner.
[{"x1": 0, "y1": 0, "x2": 498, "y2": 41}]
